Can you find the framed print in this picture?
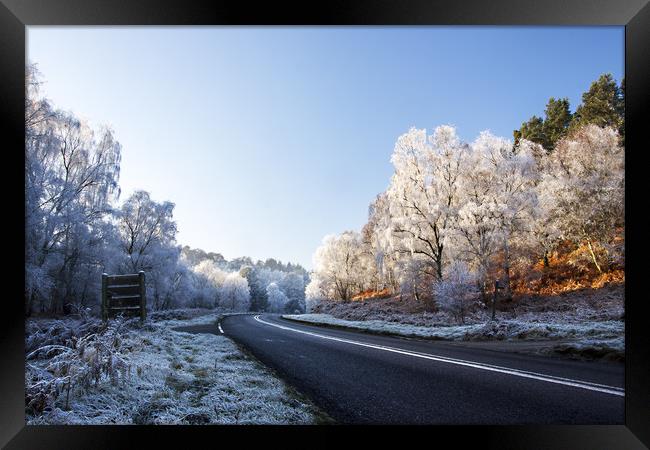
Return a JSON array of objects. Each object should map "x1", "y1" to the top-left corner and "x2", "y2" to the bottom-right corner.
[{"x1": 1, "y1": 0, "x2": 648, "y2": 447}]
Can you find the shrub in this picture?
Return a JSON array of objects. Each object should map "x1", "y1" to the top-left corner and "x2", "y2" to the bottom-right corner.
[
  {"x1": 433, "y1": 261, "x2": 479, "y2": 324},
  {"x1": 25, "y1": 317, "x2": 133, "y2": 416}
]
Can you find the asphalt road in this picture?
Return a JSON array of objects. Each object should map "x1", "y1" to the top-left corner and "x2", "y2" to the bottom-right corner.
[{"x1": 220, "y1": 314, "x2": 624, "y2": 425}]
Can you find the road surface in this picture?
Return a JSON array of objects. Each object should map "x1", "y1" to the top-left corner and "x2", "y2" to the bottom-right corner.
[{"x1": 220, "y1": 314, "x2": 624, "y2": 424}]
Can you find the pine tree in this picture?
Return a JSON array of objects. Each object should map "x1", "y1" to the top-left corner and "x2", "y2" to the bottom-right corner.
[
  {"x1": 542, "y1": 97, "x2": 572, "y2": 149},
  {"x1": 513, "y1": 116, "x2": 545, "y2": 148},
  {"x1": 570, "y1": 73, "x2": 624, "y2": 135}
]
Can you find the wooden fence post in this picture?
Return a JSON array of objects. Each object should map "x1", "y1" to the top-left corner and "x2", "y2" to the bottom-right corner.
[
  {"x1": 101, "y1": 273, "x2": 108, "y2": 322},
  {"x1": 139, "y1": 271, "x2": 146, "y2": 322}
]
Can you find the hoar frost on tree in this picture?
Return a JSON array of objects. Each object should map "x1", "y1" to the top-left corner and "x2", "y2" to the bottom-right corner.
[
  {"x1": 266, "y1": 282, "x2": 289, "y2": 313},
  {"x1": 25, "y1": 64, "x2": 122, "y2": 315},
  {"x1": 365, "y1": 193, "x2": 400, "y2": 293},
  {"x1": 518, "y1": 139, "x2": 561, "y2": 268},
  {"x1": 218, "y1": 273, "x2": 251, "y2": 312},
  {"x1": 188, "y1": 260, "x2": 228, "y2": 308},
  {"x1": 311, "y1": 232, "x2": 375, "y2": 301},
  {"x1": 304, "y1": 277, "x2": 326, "y2": 312},
  {"x1": 454, "y1": 131, "x2": 538, "y2": 300},
  {"x1": 114, "y1": 190, "x2": 184, "y2": 310},
  {"x1": 537, "y1": 125, "x2": 624, "y2": 272},
  {"x1": 279, "y1": 272, "x2": 307, "y2": 313},
  {"x1": 433, "y1": 261, "x2": 479, "y2": 324},
  {"x1": 309, "y1": 120, "x2": 623, "y2": 311},
  {"x1": 386, "y1": 125, "x2": 467, "y2": 282}
]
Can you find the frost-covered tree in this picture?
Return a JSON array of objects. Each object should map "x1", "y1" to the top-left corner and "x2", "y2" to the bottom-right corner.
[
  {"x1": 114, "y1": 191, "x2": 183, "y2": 310},
  {"x1": 304, "y1": 277, "x2": 325, "y2": 312},
  {"x1": 518, "y1": 139, "x2": 562, "y2": 268},
  {"x1": 493, "y1": 136, "x2": 538, "y2": 296},
  {"x1": 310, "y1": 117, "x2": 624, "y2": 315},
  {"x1": 395, "y1": 256, "x2": 432, "y2": 304},
  {"x1": 25, "y1": 64, "x2": 122, "y2": 315},
  {"x1": 454, "y1": 134, "x2": 506, "y2": 299},
  {"x1": 179, "y1": 247, "x2": 308, "y2": 313},
  {"x1": 365, "y1": 193, "x2": 399, "y2": 293},
  {"x1": 189, "y1": 260, "x2": 228, "y2": 307},
  {"x1": 266, "y1": 282, "x2": 288, "y2": 313},
  {"x1": 115, "y1": 191, "x2": 177, "y2": 273},
  {"x1": 454, "y1": 131, "x2": 537, "y2": 298},
  {"x1": 249, "y1": 267, "x2": 284, "y2": 311},
  {"x1": 433, "y1": 261, "x2": 479, "y2": 324},
  {"x1": 312, "y1": 231, "x2": 369, "y2": 301},
  {"x1": 218, "y1": 272, "x2": 251, "y2": 312},
  {"x1": 180, "y1": 246, "x2": 227, "y2": 268},
  {"x1": 539, "y1": 125, "x2": 624, "y2": 272},
  {"x1": 279, "y1": 272, "x2": 306, "y2": 313},
  {"x1": 386, "y1": 125, "x2": 468, "y2": 281}
]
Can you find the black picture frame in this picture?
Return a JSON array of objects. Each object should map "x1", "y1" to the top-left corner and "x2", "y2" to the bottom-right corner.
[{"x1": 2, "y1": 0, "x2": 648, "y2": 447}]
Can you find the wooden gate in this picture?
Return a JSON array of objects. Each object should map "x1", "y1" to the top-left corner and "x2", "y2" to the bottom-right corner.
[{"x1": 101, "y1": 271, "x2": 146, "y2": 321}]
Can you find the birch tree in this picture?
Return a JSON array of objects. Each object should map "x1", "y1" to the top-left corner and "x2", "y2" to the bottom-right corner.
[
  {"x1": 25, "y1": 64, "x2": 122, "y2": 314},
  {"x1": 114, "y1": 191, "x2": 184, "y2": 310},
  {"x1": 115, "y1": 191, "x2": 177, "y2": 273},
  {"x1": 266, "y1": 282, "x2": 288, "y2": 313},
  {"x1": 312, "y1": 231, "x2": 366, "y2": 301},
  {"x1": 455, "y1": 133, "x2": 504, "y2": 299},
  {"x1": 386, "y1": 126, "x2": 468, "y2": 282},
  {"x1": 218, "y1": 272, "x2": 251, "y2": 312},
  {"x1": 539, "y1": 125, "x2": 624, "y2": 272},
  {"x1": 367, "y1": 193, "x2": 400, "y2": 294},
  {"x1": 189, "y1": 260, "x2": 228, "y2": 307}
]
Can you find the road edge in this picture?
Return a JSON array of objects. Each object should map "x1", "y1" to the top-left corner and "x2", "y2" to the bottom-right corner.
[
  {"x1": 280, "y1": 315, "x2": 624, "y2": 363},
  {"x1": 219, "y1": 315, "x2": 337, "y2": 425}
]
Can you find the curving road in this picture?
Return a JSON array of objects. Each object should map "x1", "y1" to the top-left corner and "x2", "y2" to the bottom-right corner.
[{"x1": 220, "y1": 314, "x2": 624, "y2": 425}]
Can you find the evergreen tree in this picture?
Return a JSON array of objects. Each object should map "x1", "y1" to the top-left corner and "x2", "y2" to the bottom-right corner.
[
  {"x1": 514, "y1": 115, "x2": 545, "y2": 147},
  {"x1": 542, "y1": 97, "x2": 572, "y2": 149},
  {"x1": 570, "y1": 73, "x2": 624, "y2": 135}
]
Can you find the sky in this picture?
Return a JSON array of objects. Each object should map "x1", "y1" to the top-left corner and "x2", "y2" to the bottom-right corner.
[{"x1": 27, "y1": 27, "x2": 624, "y2": 269}]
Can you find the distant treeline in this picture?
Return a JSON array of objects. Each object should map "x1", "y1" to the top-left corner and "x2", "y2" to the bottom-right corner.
[{"x1": 180, "y1": 246, "x2": 309, "y2": 313}]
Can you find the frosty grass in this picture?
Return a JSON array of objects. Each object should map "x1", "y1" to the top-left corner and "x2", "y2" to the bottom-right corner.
[{"x1": 26, "y1": 311, "x2": 326, "y2": 425}]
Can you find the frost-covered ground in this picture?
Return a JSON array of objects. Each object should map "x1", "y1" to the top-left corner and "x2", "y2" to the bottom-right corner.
[
  {"x1": 283, "y1": 313, "x2": 624, "y2": 362},
  {"x1": 26, "y1": 310, "x2": 328, "y2": 424},
  {"x1": 309, "y1": 285, "x2": 624, "y2": 326}
]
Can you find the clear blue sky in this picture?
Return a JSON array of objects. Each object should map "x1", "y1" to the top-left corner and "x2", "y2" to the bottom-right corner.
[{"x1": 27, "y1": 27, "x2": 624, "y2": 269}]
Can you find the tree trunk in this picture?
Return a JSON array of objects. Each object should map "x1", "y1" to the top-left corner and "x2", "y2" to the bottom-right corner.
[
  {"x1": 543, "y1": 250, "x2": 550, "y2": 268},
  {"x1": 503, "y1": 240, "x2": 512, "y2": 302},
  {"x1": 479, "y1": 279, "x2": 488, "y2": 305},
  {"x1": 413, "y1": 282, "x2": 421, "y2": 303},
  {"x1": 586, "y1": 238, "x2": 602, "y2": 273},
  {"x1": 491, "y1": 280, "x2": 498, "y2": 321}
]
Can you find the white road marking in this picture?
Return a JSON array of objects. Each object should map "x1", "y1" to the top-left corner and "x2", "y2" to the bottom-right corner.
[
  {"x1": 218, "y1": 323, "x2": 224, "y2": 334},
  {"x1": 253, "y1": 315, "x2": 624, "y2": 397}
]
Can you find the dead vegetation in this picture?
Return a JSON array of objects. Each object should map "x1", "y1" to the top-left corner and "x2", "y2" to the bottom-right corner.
[{"x1": 25, "y1": 310, "x2": 327, "y2": 424}]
